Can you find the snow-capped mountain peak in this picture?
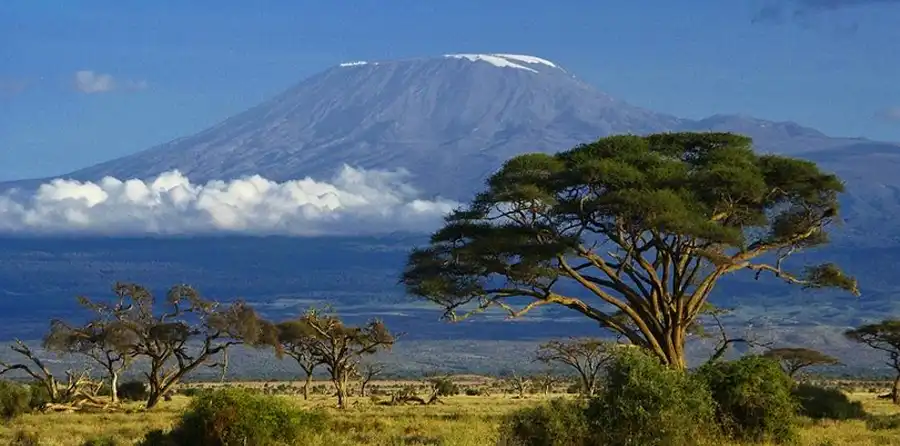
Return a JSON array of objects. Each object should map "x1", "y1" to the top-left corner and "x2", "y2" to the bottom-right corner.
[{"x1": 443, "y1": 53, "x2": 563, "y2": 73}]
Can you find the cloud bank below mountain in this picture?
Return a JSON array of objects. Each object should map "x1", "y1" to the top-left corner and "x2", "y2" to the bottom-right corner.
[{"x1": 0, "y1": 166, "x2": 458, "y2": 236}]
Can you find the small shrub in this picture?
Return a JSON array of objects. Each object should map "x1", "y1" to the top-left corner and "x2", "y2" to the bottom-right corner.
[
  {"x1": 117, "y1": 381, "x2": 149, "y2": 402},
  {"x1": 26, "y1": 381, "x2": 50, "y2": 410},
  {"x1": 140, "y1": 387, "x2": 327, "y2": 446},
  {"x1": 588, "y1": 348, "x2": 719, "y2": 446},
  {"x1": 464, "y1": 387, "x2": 489, "y2": 396},
  {"x1": 793, "y1": 383, "x2": 866, "y2": 420},
  {"x1": 697, "y1": 356, "x2": 798, "y2": 443},
  {"x1": 430, "y1": 377, "x2": 460, "y2": 396},
  {"x1": 498, "y1": 398, "x2": 590, "y2": 446},
  {"x1": 0, "y1": 380, "x2": 32, "y2": 420}
]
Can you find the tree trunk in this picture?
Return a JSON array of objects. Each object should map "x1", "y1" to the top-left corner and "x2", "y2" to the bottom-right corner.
[
  {"x1": 146, "y1": 390, "x2": 162, "y2": 409},
  {"x1": 892, "y1": 374, "x2": 900, "y2": 405},
  {"x1": 302, "y1": 373, "x2": 312, "y2": 400},
  {"x1": 110, "y1": 372, "x2": 119, "y2": 404},
  {"x1": 334, "y1": 378, "x2": 347, "y2": 409},
  {"x1": 656, "y1": 326, "x2": 688, "y2": 370}
]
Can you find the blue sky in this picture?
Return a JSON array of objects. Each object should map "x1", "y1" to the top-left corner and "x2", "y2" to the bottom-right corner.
[{"x1": 2, "y1": 0, "x2": 899, "y2": 181}]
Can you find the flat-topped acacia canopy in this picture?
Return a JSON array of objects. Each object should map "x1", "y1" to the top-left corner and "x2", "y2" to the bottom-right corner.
[{"x1": 402, "y1": 132, "x2": 859, "y2": 368}]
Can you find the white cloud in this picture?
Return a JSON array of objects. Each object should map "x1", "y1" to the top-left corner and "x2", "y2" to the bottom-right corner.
[
  {"x1": 0, "y1": 166, "x2": 458, "y2": 236},
  {"x1": 73, "y1": 70, "x2": 147, "y2": 94}
]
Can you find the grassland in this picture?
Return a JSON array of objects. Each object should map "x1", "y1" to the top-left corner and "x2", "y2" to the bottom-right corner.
[{"x1": 3, "y1": 380, "x2": 900, "y2": 446}]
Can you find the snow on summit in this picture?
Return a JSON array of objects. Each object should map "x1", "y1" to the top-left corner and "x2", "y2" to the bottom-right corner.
[{"x1": 444, "y1": 53, "x2": 562, "y2": 73}]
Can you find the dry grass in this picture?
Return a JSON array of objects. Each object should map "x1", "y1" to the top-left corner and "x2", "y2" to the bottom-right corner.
[{"x1": 2, "y1": 386, "x2": 900, "y2": 445}]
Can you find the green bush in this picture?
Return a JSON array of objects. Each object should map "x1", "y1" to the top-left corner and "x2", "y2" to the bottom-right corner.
[
  {"x1": 140, "y1": 388, "x2": 327, "y2": 446},
  {"x1": 430, "y1": 377, "x2": 460, "y2": 396},
  {"x1": 464, "y1": 387, "x2": 489, "y2": 396},
  {"x1": 117, "y1": 381, "x2": 149, "y2": 402},
  {"x1": 793, "y1": 383, "x2": 866, "y2": 420},
  {"x1": 0, "y1": 380, "x2": 32, "y2": 421},
  {"x1": 26, "y1": 382, "x2": 50, "y2": 410},
  {"x1": 587, "y1": 348, "x2": 719, "y2": 446},
  {"x1": 697, "y1": 356, "x2": 798, "y2": 443},
  {"x1": 497, "y1": 398, "x2": 590, "y2": 446}
]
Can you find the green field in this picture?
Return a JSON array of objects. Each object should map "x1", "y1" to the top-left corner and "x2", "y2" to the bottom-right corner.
[{"x1": 4, "y1": 380, "x2": 900, "y2": 446}]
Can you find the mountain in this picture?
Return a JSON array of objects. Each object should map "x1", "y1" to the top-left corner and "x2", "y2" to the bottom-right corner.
[
  {"x1": 53, "y1": 54, "x2": 683, "y2": 199},
  {"x1": 6, "y1": 53, "x2": 900, "y2": 207}
]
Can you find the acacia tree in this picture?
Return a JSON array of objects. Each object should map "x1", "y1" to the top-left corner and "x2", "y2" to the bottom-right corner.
[
  {"x1": 536, "y1": 338, "x2": 613, "y2": 396},
  {"x1": 762, "y1": 347, "x2": 841, "y2": 378},
  {"x1": 43, "y1": 318, "x2": 136, "y2": 403},
  {"x1": 276, "y1": 320, "x2": 322, "y2": 400},
  {"x1": 403, "y1": 132, "x2": 858, "y2": 369},
  {"x1": 290, "y1": 309, "x2": 394, "y2": 408},
  {"x1": 80, "y1": 282, "x2": 278, "y2": 408},
  {"x1": 358, "y1": 361, "x2": 385, "y2": 397},
  {"x1": 504, "y1": 372, "x2": 531, "y2": 399},
  {"x1": 845, "y1": 321, "x2": 900, "y2": 404}
]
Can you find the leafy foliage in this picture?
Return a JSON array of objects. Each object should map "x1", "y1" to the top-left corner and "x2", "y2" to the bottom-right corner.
[
  {"x1": 845, "y1": 320, "x2": 900, "y2": 403},
  {"x1": 117, "y1": 381, "x2": 149, "y2": 402},
  {"x1": 139, "y1": 388, "x2": 327, "y2": 446},
  {"x1": 0, "y1": 380, "x2": 32, "y2": 421},
  {"x1": 276, "y1": 308, "x2": 394, "y2": 408},
  {"x1": 76, "y1": 283, "x2": 280, "y2": 408},
  {"x1": 427, "y1": 376, "x2": 460, "y2": 397},
  {"x1": 792, "y1": 383, "x2": 866, "y2": 420},
  {"x1": 586, "y1": 347, "x2": 719, "y2": 446},
  {"x1": 696, "y1": 356, "x2": 798, "y2": 443},
  {"x1": 497, "y1": 398, "x2": 590, "y2": 446},
  {"x1": 762, "y1": 347, "x2": 841, "y2": 377},
  {"x1": 43, "y1": 310, "x2": 136, "y2": 403},
  {"x1": 535, "y1": 337, "x2": 612, "y2": 396},
  {"x1": 403, "y1": 132, "x2": 856, "y2": 368}
]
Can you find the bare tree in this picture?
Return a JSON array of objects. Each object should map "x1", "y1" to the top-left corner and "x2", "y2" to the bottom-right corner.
[
  {"x1": 289, "y1": 308, "x2": 394, "y2": 408},
  {"x1": 79, "y1": 283, "x2": 279, "y2": 408},
  {"x1": 762, "y1": 347, "x2": 841, "y2": 378},
  {"x1": 536, "y1": 338, "x2": 613, "y2": 396},
  {"x1": 0, "y1": 340, "x2": 100, "y2": 408},
  {"x1": 696, "y1": 305, "x2": 773, "y2": 363},
  {"x1": 358, "y1": 361, "x2": 385, "y2": 397},
  {"x1": 276, "y1": 320, "x2": 322, "y2": 400},
  {"x1": 43, "y1": 318, "x2": 135, "y2": 403}
]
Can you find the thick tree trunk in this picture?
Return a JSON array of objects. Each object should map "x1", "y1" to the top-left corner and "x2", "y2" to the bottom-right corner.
[
  {"x1": 303, "y1": 373, "x2": 312, "y2": 400},
  {"x1": 146, "y1": 390, "x2": 162, "y2": 409},
  {"x1": 110, "y1": 372, "x2": 119, "y2": 404},
  {"x1": 334, "y1": 378, "x2": 348, "y2": 409}
]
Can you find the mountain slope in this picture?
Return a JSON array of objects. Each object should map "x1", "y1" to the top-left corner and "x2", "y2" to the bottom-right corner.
[{"x1": 62, "y1": 54, "x2": 683, "y2": 199}]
